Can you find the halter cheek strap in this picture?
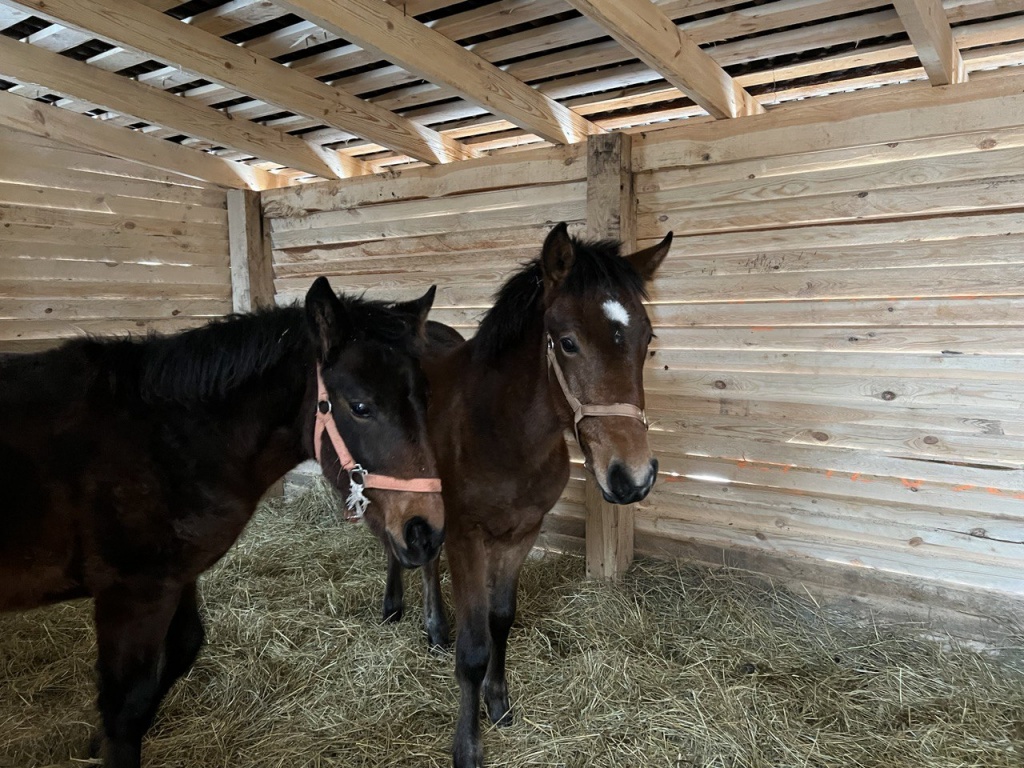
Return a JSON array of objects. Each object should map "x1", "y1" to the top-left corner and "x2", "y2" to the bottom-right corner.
[
  {"x1": 313, "y1": 365, "x2": 441, "y2": 521},
  {"x1": 545, "y1": 337, "x2": 648, "y2": 444}
]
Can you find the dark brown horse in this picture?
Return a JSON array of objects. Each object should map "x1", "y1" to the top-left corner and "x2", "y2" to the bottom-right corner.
[
  {"x1": 0, "y1": 277, "x2": 444, "y2": 768},
  {"x1": 376, "y1": 223, "x2": 671, "y2": 767}
]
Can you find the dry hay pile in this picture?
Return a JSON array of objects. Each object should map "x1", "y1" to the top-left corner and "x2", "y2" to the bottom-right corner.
[{"x1": 2, "y1": 483, "x2": 1022, "y2": 768}]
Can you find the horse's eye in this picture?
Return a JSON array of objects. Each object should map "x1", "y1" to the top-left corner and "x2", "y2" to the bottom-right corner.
[
  {"x1": 349, "y1": 401, "x2": 372, "y2": 418},
  {"x1": 559, "y1": 337, "x2": 579, "y2": 354}
]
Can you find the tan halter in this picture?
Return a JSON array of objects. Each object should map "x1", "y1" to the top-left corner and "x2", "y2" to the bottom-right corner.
[
  {"x1": 545, "y1": 336, "x2": 648, "y2": 444},
  {"x1": 314, "y1": 365, "x2": 442, "y2": 521}
]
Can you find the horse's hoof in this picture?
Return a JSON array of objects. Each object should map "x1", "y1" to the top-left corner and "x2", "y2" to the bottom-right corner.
[
  {"x1": 87, "y1": 731, "x2": 103, "y2": 759},
  {"x1": 484, "y1": 682, "x2": 513, "y2": 727},
  {"x1": 427, "y1": 627, "x2": 452, "y2": 653},
  {"x1": 383, "y1": 606, "x2": 404, "y2": 624},
  {"x1": 452, "y1": 742, "x2": 483, "y2": 768}
]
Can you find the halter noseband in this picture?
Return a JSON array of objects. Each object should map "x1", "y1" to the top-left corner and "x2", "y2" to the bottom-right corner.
[
  {"x1": 545, "y1": 336, "x2": 648, "y2": 444},
  {"x1": 313, "y1": 365, "x2": 441, "y2": 521}
]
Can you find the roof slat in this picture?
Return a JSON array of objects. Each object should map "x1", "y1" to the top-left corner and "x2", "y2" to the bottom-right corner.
[
  {"x1": 275, "y1": 0, "x2": 601, "y2": 144},
  {"x1": 0, "y1": 35, "x2": 368, "y2": 179},
  {"x1": 893, "y1": 0, "x2": 968, "y2": 85},
  {"x1": 5, "y1": 0, "x2": 478, "y2": 164}
]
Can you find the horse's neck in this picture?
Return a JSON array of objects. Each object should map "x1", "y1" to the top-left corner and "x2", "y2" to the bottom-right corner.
[
  {"x1": 482, "y1": 322, "x2": 571, "y2": 448},
  {"x1": 214, "y1": 345, "x2": 313, "y2": 495}
]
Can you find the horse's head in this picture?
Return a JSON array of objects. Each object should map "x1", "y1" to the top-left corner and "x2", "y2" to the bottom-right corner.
[
  {"x1": 540, "y1": 223, "x2": 672, "y2": 505},
  {"x1": 305, "y1": 277, "x2": 444, "y2": 567}
]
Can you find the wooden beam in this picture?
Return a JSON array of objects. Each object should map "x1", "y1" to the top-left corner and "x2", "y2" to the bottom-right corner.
[
  {"x1": 0, "y1": 36, "x2": 368, "y2": 180},
  {"x1": 274, "y1": 0, "x2": 601, "y2": 145},
  {"x1": 893, "y1": 0, "x2": 967, "y2": 85},
  {"x1": 584, "y1": 132, "x2": 636, "y2": 580},
  {"x1": 0, "y1": 89, "x2": 279, "y2": 190},
  {"x1": 229, "y1": 189, "x2": 275, "y2": 313},
  {"x1": 3, "y1": 0, "x2": 476, "y2": 165},
  {"x1": 564, "y1": 0, "x2": 765, "y2": 119}
]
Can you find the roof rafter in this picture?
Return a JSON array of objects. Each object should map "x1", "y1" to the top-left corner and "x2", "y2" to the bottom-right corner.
[
  {"x1": 0, "y1": 89, "x2": 281, "y2": 190},
  {"x1": 0, "y1": 35, "x2": 370, "y2": 180},
  {"x1": 274, "y1": 0, "x2": 601, "y2": 145},
  {"x1": 563, "y1": 0, "x2": 765, "y2": 119},
  {"x1": 0, "y1": 0, "x2": 478, "y2": 165},
  {"x1": 892, "y1": 0, "x2": 967, "y2": 85}
]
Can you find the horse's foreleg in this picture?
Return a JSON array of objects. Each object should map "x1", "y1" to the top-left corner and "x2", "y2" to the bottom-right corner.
[
  {"x1": 383, "y1": 547, "x2": 405, "y2": 623},
  {"x1": 450, "y1": 538, "x2": 489, "y2": 768},
  {"x1": 482, "y1": 571, "x2": 518, "y2": 727},
  {"x1": 482, "y1": 536, "x2": 534, "y2": 728},
  {"x1": 156, "y1": 581, "x2": 205, "y2": 701},
  {"x1": 422, "y1": 554, "x2": 451, "y2": 650},
  {"x1": 93, "y1": 585, "x2": 181, "y2": 768}
]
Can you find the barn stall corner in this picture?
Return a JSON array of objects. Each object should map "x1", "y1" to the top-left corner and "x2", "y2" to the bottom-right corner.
[{"x1": 1, "y1": 1, "x2": 1023, "y2": 767}]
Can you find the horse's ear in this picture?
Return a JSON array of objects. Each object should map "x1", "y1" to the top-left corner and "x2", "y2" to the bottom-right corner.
[
  {"x1": 626, "y1": 232, "x2": 672, "y2": 281},
  {"x1": 305, "y1": 276, "x2": 350, "y2": 361},
  {"x1": 540, "y1": 222, "x2": 575, "y2": 292},
  {"x1": 391, "y1": 285, "x2": 436, "y2": 338}
]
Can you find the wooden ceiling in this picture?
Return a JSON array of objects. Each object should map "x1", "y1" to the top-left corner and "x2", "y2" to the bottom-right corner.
[{"x1": 0, "y1": 0, "x2": 1021, "y2": 189}]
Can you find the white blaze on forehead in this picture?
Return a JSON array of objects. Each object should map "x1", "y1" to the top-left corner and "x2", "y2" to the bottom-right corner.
[{"x1": 602, "y1": 298, "x2": 631, "y2": 327}]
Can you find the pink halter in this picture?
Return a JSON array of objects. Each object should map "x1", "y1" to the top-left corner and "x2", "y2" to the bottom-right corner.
[
  {"x1": 313, "y1": 365, "x2": 442, "y2": 521},
  {"x1": 546, "y1": 336, "x2": 648, "y2": 444}
]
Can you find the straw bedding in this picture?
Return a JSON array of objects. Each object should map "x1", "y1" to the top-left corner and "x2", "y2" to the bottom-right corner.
[{"x1": 2, "y1": 482, "x2": 1022, "y2": 768}]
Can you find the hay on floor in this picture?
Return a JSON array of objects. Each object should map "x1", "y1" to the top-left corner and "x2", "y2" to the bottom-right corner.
[{"x1": 1, "y1": 482, "x2": 1022, "y2": 768}]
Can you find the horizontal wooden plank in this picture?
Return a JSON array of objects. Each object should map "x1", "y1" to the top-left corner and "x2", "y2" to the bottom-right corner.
[
  {"x1": 0, "y1": 298, "x2": 229, "y2": 321},
  {"x1": 634, "y1": 513, "x2": 1024, "y2": 595},
  {"x1": 651, "y1": 448, "x2": 1024, "y2": 520},
  {"x1": 648, "y1": 325, "x2": 1024, "y2": 355},
  {"x1": 647, "y1": 409, "x2": 1024, "y2": 469},
  {"x1": 637, "y1": 211, "x2": 1024, "y2": 258},
  {"x1": 643, "y1": 365, "x2": 1024, "y2": 411},
  {"x1": 639, "y1": 143, "x2": 1024, "y2": 215},
  {"x1": 0, "y1": 224, "x2": 229, "y2": 255},
  {"x1": 638, "y1": 175, "x2": 1024, "y2": 237},
  {"x1": 635, "y1": 124, "x2": 1024, "y2": 196},
  {"x1": 633, "y1": 69, "x2": 1024, "y2": 171},
  {"x1": 647, "y1": 295, "x2": 1024, "y2": 327},
  {"x1": 270, "y1": 181, "x2": 586, "y2": 235},
  {"x1": 0, "y1": 182, "x2": 227, "y2": 226},
  {"x1": 273, "y1": 243, "x2": 539, "y2": 279},
  {"x1": 0, "y1": 243, "x2": 229, "y2": 272},
  {"x1": 272, "y1": 224, "x2": 555, "y2": 267},
  {"x1": 645, "y1": 264, "x2": 1024, "y2": 303},
  {"x1": 0, "y1": 204, "x2": 226, "y2": 239},
  {"x1": 0, "y1": 280, "x2": 231, "y2": 300},
  {"x1": 0, "y1": 316, "x2": 217, "y2": 342},
  {"x1": 262, "y1": 143, "x2": 587, "y2": 218},
  {"x1": 645, "y1": 348, "x2": 1024, "y2": 378},
  {"x1": 270, "y1": 198, "x2": 586, "y2": 249},
  {"x1": 648, "y1": 233, "x2": 1024, "y2": 278},
  {"x1": 639, "y1": 485, "x2": 1023, "y2": 564},
  {"x1": 645, "y1": 393, "x2": 1024, "y2": 440}
]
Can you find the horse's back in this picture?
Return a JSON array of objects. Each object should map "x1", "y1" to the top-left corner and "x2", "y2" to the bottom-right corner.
[{"x1": 424, "y1": 320, "x2": 465, "y2": 357}]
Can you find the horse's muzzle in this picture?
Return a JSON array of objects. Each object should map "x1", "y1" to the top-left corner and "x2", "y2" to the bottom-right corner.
[
  {"x1": 392, "y1": 516, "x2": 445, "y2": 568},
  {"x1": 601, "y1": 458, "x2": 658, "y2": 505}
]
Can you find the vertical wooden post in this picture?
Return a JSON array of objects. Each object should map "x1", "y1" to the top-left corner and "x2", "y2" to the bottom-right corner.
[
  {"x1": 228, "y1": 189, "x2": 275, "y2": 312},
  {"x1": 584, "y1": 131, "x2": 636, "y2": 579},
  {"x1": 228, "y1": 189, "x2": 283, "y2": 499}
]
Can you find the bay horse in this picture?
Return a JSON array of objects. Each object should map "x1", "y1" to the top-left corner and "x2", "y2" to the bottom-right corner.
[
  {"x1": 0, "y1": 276, "x2": 445, "y2": 768},
  {"x1": 375, "y1": 223, "x2": 671, "y2": 767}
]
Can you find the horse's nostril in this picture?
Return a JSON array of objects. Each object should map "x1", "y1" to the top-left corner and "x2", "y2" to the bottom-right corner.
[{"x1": 404, "y1": 516, "x2": 431, "y2": 552}]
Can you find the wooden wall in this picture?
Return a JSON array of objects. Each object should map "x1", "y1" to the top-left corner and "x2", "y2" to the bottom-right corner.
[
  {"x1": 261, "y1": 71, "x2": 1024, "y2": 633},
  {"x1": 0, "y1": 127, "x2": 231, "y2": 352},
  {"x1": 631, "y1": 73, "x2": 1024, "y2": 629},
  {"x1": 262, "y1": 144, "x2": 593, "y2": 518}
]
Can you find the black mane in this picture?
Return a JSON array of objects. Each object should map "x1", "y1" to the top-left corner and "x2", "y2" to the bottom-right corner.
[
  {"x1": 473, "y1": 236, "x2": 646, "y2": 363},
  {"x1": 137, "y1": 295, "x2": 424, "y2": 404}
]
